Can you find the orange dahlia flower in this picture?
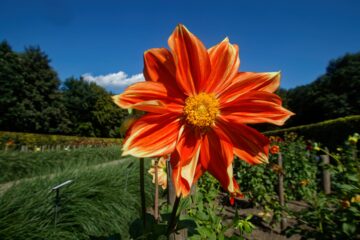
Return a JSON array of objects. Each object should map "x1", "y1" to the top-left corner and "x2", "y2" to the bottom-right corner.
[{"x1": 113, "y1": 24, "x2": 293, "y2": 197}]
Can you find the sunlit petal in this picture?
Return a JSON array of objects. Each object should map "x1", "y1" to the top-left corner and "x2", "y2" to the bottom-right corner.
[
  {"x1": 168, "y1": 24, "x2": 211, "y2": 95},
  {"x1": 206, "y1": 38, "x2": 240, "y2": 93},
  {"x1": 170, "y1": 126, "x2": 202, "y2": 196},
  {"x1": 122, "y1": 113, "x2": 182, "y2": 158},
  {"x1": 219, "y1": 72, "x2": 281, "y2": 100},
  {"x1": 199, "y1": 129, "x2": 241, "y2": 196},
  {"x1": 221, "y1": 91, "x2": 294, "y2": 126},
  {"x1": 216, "y1": 117, "x2": 269, "y2": 165},
  {"x1": 143, "y1": 48, "x2": 185, "y2": 98},
  {"x1": 113, "y1": 81, "x2": 184, "y2": 114}
]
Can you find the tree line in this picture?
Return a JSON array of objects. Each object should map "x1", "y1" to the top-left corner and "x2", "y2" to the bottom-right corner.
[
  {"x1": 284, "y1": 52, "x2": 360, "y2": 127},
  {"x1": 257, "y1": 51, "x2": 360, "y2": 131},
  {"x1": 0, "y1": 41, "x2": 128, "y2": 138},
  {"x1": 1, "y1": 40, "x2": 359, "y2": 137}
]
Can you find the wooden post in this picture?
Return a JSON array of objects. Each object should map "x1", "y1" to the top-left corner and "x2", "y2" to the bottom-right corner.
[
  {"x1": 320, "y1": 149, "x2": 331, "y2": 194},
  {"x1": 278, "y1": 153, "x2": 286, "y2": 231}
]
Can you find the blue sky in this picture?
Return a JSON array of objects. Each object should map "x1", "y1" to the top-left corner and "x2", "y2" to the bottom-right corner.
[{"x1": 1, "y1": 0, "x2": 359, "y2": 93}]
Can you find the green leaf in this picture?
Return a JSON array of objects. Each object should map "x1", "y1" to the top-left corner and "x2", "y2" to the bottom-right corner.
[
  {"x1": 196, "y1": 226, "x2": 212, "y2": 236},
  {"x1": 342, "y1": 222, "x2": 356, "y2": 236}
]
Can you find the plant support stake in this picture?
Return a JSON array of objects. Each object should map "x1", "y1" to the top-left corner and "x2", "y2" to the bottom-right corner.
[
  {"x1": 277, "y1": 153, "x2": 286, "y2": 231},
  {"x1": 320, "y1": 148, "x2": 331, "y2": 194},
  {"x1": 52, "y1": 180, "x2": 73, "y2": 229}
]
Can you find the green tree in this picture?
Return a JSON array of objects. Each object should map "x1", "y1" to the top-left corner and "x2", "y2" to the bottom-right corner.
[
  {"x1": 0, "y1": 41, "x2": 23, "y2": 129},
  {"x1": 286, "y1": 52, "x2": 360, "y2": 126},
  {"x1": 0, "y1": 41, "x2": 69, "y2": 134},
  {"x1": 62, "y1": 77, "x2": 127, "y2": 137}
]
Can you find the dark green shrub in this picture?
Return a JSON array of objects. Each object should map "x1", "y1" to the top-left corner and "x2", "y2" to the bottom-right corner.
[
  {"x1": 264, "y1": 115, "x2": 360, "y2": 149},
  {"x1": 0, "y1": 131, "x2": 121, "y2": 150}
]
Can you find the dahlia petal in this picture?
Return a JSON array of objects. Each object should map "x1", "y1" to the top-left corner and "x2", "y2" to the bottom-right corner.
[
  {"x1": 180, "y1": 146, "x2": 201, "y2": 193},
  {"x1": 168, "y1": 24, "x2": 211, "y2": 95},
  {"x1": 122, "y1": 113, "x2": 182, "y2": 158},
  {"x1": 113, "y1": 81, "x2": 184, "y2": 114},
  {"x1": 143, "y1": 48, "x2": 185, "y2": 98},
  {"x1": 216, "y1": 117, "x2": 269, "y2": 165},
  {"x1": 170, "y1": 126, "x2": 202, "y2": 197},
  {"x1": 219, "y1": 72, "x2": 281, "y2": 100},
  {"x1": 193, "y1": 162, "x2": 206, "y2": 185},
  {"x1": 199, "y1": 128, "x2": 233, "y2": 169},
  {"x1": 206, "y1": 38, "x2": 240, "y2": 93},
  {"x1": 200, "y1": 129, "x2": 240, "y2": 195},
  {"x1": 221, "y1": 91, "x2": 295, "y2": 126}
]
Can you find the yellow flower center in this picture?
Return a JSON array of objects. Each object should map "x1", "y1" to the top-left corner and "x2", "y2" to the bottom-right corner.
[{"x1": 184, "y1": 93, "x2": 219, "y2": 127}]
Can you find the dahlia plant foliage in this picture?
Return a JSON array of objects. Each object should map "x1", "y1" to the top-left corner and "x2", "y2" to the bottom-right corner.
[{"x1": 113, "y1": 24, "x2": 293, "y2": 198}]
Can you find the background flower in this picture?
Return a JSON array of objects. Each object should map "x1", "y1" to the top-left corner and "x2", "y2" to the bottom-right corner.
[
  {"x1": 148, "y1": 157, "x2": 167, "y2": 189},
  {"x1": 270, "y1": 145, "x2": 280, "y2": 154}
]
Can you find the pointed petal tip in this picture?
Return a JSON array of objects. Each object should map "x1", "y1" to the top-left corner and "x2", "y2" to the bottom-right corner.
[
  {"x1": 222, "y1": 37, "x2": 230, "y2": 43},
  {"x1": 176, "y1": 23, "x2": 187, "y2": 32},
  {"x1": 121, "y1": 150, "x2": 128, "y2": 157},
  {"x1": 273, "y1": 109, "x2": 296, "y2": 126},
  {"x1": 112, "y1": 94, "x2": 119, "y2": 103},
  {"x1": 260, "y1": 153, "x2": 269, "y2": 164},
  {"x1": 271, "y1": 71, "x2": 281, "y2": 78}
]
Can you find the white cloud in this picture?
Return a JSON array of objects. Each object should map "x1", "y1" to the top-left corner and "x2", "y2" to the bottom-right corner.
[{"x1": 82, "y1": 71, "x2": 144, "y2": 89}]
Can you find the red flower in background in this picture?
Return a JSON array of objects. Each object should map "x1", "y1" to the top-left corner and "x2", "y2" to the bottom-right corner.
[
  {"x1": 270, "y1": 145, "x2": 280, "y2": 154},
  {"x1": 113, "y1": 24, "x2": 293, "y2": 197}
]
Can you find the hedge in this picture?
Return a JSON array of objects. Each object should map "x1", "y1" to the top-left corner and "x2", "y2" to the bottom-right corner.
[
  {"x1": 264, "y1": 115, "x2": 360, "y2": 149},
  {"x1": 0, "y1": 131, "x2": 121, "y2": 150}
]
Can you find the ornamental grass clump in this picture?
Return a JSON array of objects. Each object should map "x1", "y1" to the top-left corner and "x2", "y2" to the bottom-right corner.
[{"x1": 0, "y1": 159, "x2": 154, "y2": 240}]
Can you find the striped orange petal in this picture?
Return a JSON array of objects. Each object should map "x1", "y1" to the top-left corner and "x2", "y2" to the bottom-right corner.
[
  {"x1": 205, "y1": 38, "x2": 240, "y2": 93},
  {"x1": 168, "y1": 24, "x2": 211, "y2": 95},
  {"x1": 122, "y1": 113, "x2": 182, "y2": 158},
  {"x1": 220, "y1": 91, "x2": 294, "y2": 126}
]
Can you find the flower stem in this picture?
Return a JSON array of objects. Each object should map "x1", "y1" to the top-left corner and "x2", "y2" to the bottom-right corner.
[
  {"x1": 167, "y1": 195, "x2": 181, "y2": 236},
  {"x1": 140, "y1": 157, "x2": 146, "y2": 228}
]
